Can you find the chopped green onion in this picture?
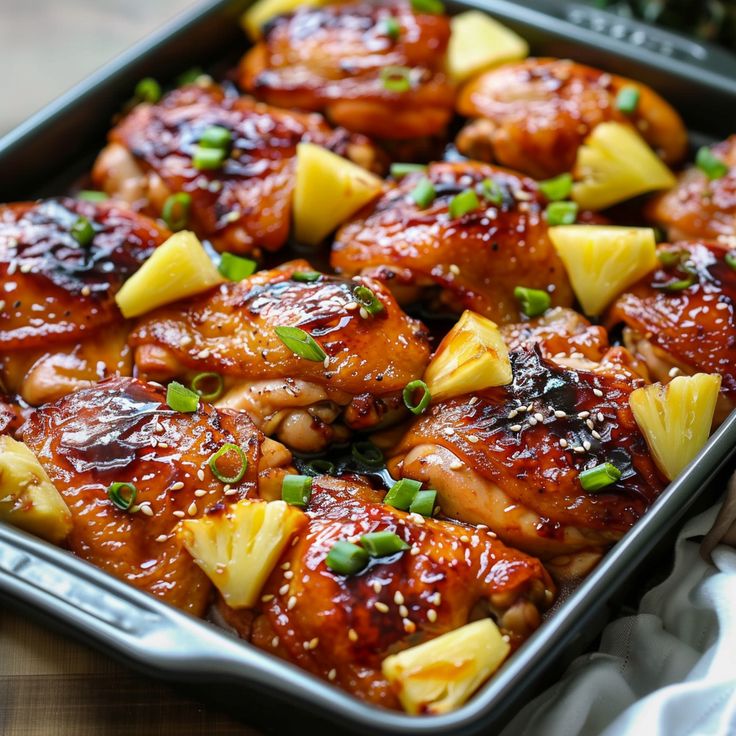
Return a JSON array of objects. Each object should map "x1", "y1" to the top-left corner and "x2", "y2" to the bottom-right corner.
[
  {"x1": 281, "y1": 474, "x2": 313, "y2": 507},
  {"x1": 402, "y1": 379, "x2": 431, "y2": 415},
  {"x1": 274, "y1": 326, "x2": 327, "y2": 362},
  {"x1": 410, "y1": 177, "x2": 436, "y2": 208},
  {"x1": 448, "y1": 189, "x2": 481, "y2": 219},
  {"x1": 615, "y1": 86, "x2": 640, "y2": 114},
  {"x1": 481, "y1": 178, "x2": 504, "y2": 205},
  {"x1": 351, "y1": 441, "x2": 384, "y2": 468},
  {"x1": 166, "y1": 381, "x2": 200, "y2": 413},
  {"x1": 71, "y1": 216, "x2": 94, "y2": 246},
  {"x1": 514, "y1": 286, "x2": 551, "y2": 317},
  {"x1": 162, "y1": 192, "x2": 191, "y2": 231},
  {"x1": 192, "y1": 145, "x2": 227, "y2": 170},
  {"x1": 390, "y1": 162, "x2": 427, "y2": 179},
  {"x1": 579, "y1": 462, "x2": 622, "y2": 492},
  {"x1": 303, "y1": 459, "x2": 335, "y2": 476},
  {"x1": 653, "y1": 273, "x2": 697, "y2": 292},
  {"x1": 326, "y1": 540, "x2": 369, "y2": 575},
  {"x1": 134, "y1": 77, "x2": 161, "y2": 104},
  {"x1": 292, "y1": 271, "x2": 322, "y2": 282},
  {"x1": 538, "y1": 173, "x2": 573, "y2": 202},
  {"x1": 384, "y1": 478, "x2": 421, "y2": 510},
  {"x1": 380, "y1": 65, "x2": 412, "y2": 93},
  {"x1": 725, "y1": 251, "x2": 736, "y2": 270},
  {"x1": 108, "y1": 482, "x2": 137, "y2": 512},
  {"x1": 177, "y1": 67, "x2": 205, "y2": 86},
  {"x1": 657, "y1": 249, "x2": 684, "y2": 267},
  {"x1": 208, "y1": 443, "x2": 248, "y2": 484},
  {"x1": 409, "y1": 489, "x2": 437, "y2": 516},
  {"x1": 696, "y1": 147, "x2": 728, "y2": 180},
  {"x1": 382, "y1": 16, "x2": 401, "y2": 39},
  {"x1": 190, "y1": 372, "x2": 224, "y2": 401},
  {"x1": 410, "y1": 0, "x2": 445, "y2": 14},
  {"x1": 360, "y1": 530, "x2": 409, "y2": 557},
  {"x1": 545, "y1": 201, "x2": 578, "y2": 226},
  {"x1": 219, "y1": 252, "x2": 257, "y2": 281},
  {"x1": 199, "y1": 125, "x2": 232, "y2": 150},
  {"x1": 353, "y1": 285, "x2": 385, "y2": 316},
  {"x1": 77, "y1": 190, "x2": 108, "y2": 202}
]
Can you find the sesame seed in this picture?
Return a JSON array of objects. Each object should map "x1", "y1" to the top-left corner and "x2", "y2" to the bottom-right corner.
[
  {"x1": 170, "y1": 481, "x2": 184, "y2": 491},
  {"x1": 593, "y1": 388, "x2": 603, "y2": 397},
  {"x1": 410, "y1": 545, "x2": 420, "y2": 556},
  {"x1": 528, "y1": 417, "x2": 538, "y2": 426},
  {"x1": 284, "y1": 570, "x2": 294, "y2": 580},
  {"x1": 157, "y1": 442, "x2": 169, "y2": 449},
  {"x1": 291, "y1": 536, "x2": 300, "y2": 547},
  {"x1": 287, "y1": 596, "x2": 297, "y2": 610},
  {"x1": 272, "y1": 636, "x2": 279, "y2": 647},
  {"x1": 467, "y1": 435, "x2": 479, "y2": 443},
  {"x1": 668, "y1": 366, "x2": 682, "y2": 378},
  {"x1": 323, "y1": 356, "x2": 330, "y2": 369},
  {"x1": 508, "y1": 409, "x2": 518, "y2": 419},
  {"x1": 399, "y1": 605, "x2": 409, "y2": 618},
  {"x1": 308, "y1": 637, "x2": 319, "y2": 650},
  {"x1": 328, "y1": 669, "x2": 337, "y2": 681},
  {"x1": 574, "y1": 446, "x2": 585, "y2": 453},
  {"x1": 409, "y1": 513, "x2": 425, "y2": 525},
  {"x1": 150, "y1": 439, "x2": 158, "y2": 448},
  {"x1": 468, "y1": 397, "x2": 479, "y2": 406},
  {"x1": 534, "y1": 412, "x2": 544, "y2": 423},
  {"x1": 172, "y1": 510, "x2": 185, "y2": 518},
  {"x1": 592, "y1": 430, "x2": 602, "y2": 440},
  {"x1": 559, "y1": 438, "x2": 568, "y2": 448},
  {"x1": 373, "y1": 581, "x2": 383, "y2": 594},
  {"x1": 431, "y1": 592, "x2": 442, "y2": 606},
  {"x1": 155, "y1": 534, "x2": 168, "y2": 543},
  {"x1": 348, "y1": 628, "x2": 358, "y2": 642},
  {"x1": 81, "y1": 286, "x2": 91, "y2": 297},
  {"x1": 394, "y1": 591, "x2": 405, "y2": 605},
  {"x1": 403, "y1": 619, "x2": 416, "y2": 634},
  {"x1": 510, "y1": 424, "x2": 522, "y2": 432},
  {"x1": 443, "y1": 427, "x2": 455, "y2": 436},
  {"x1": 526, "y1": 404, "x2": 534, "y2": 412},
  {"x1": 224, "y1": 488, "x2": 238, "y2": 496},
  {"x1": 597, "y1": 412, "x2": 605, "y2": 423},
  {"x1": 427, "y1": 609, "x2": 437, "y2": 623},
  {"x1": 197, "y1": 349, "x2": 210, "y2": 359},
  {"x1": 359, "y1": 307, "x2": 369, "y2": 320},
  {"x1": 577, "y1": 411, "x2": 590, "y2": 419},
  {"x1": 261, "y1": 594, "x2": 274, "y2": 602},
  {"x1": 449, "y1": 263, "x2": 460, "y2": 275},
  {"x1": 139, "y1": 504, "x2": 154, "y2": 517},
  {"x1": 197, "y1": 469, "x2": 205, "y2": 482},
  {"x1": 194, "y1": 489, "x2": 207, "y2": 497},
  {"x1": 459, "y1": 534, "x2": 470, "y2": 543},
  {"x1": 449, "y1": 460, "x2": 463, "y2": 470},
  {"x1": 583, "y1": 440, "x2": 592, "y2": 451},
  {"x1": 554, "y1": 410, "x2": 567, "y2": 418},
  {"x1": 586, "y1": 419, "x2": 595, "y2": 430},
  {"x1": 187, "y1": 501, "x2": 198, "y2": 516},
  {"x1": 374, "y1": 602, "x2": 389, "y2": 613}
]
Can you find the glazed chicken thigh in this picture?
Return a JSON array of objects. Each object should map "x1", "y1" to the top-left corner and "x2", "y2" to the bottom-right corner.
[
  {"x1": 0, "y1": 198, "x2": 168, "y2": 405},
  {"x1": 219, "y1": 476, "x2": 555, "y2": 709},
  {"x1": 239, "y1": 0, "x2": 455, "y2": 141},
  {"x1": 456, "y1": 58, "x2": 687, "y2": 179}
]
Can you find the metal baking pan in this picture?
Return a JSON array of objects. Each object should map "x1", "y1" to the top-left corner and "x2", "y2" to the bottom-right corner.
[{"x1": 1, "y1": 1, "x2": 735, "y2": 733}]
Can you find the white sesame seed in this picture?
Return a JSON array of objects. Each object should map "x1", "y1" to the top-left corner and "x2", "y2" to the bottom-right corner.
[
  {"x1": 583, "y1": 440, "x2": 592, "y2": 451},
  {"x1": 460, "y1": 534, "x2": 470, "y2": 543},
  {"x1": 399, "y1": 605, "x2": 409, "y2": 618},
  {"x1": 449, "y1": 460, "x2": 463, "y2": 470},
  {"x1": 409, "y1": 513, "x2": 425, "y2": 525},
  {"x1": 467, "y1": 435, "x2": 479, "y2": 443},
  {"x1": 410, "y1": 545, "x2": 420, "y2": 556},
  {"x1": 348, "y1": 628, "x2": 358, "y2": 642},
  {"x1": 559, "y1": 438, "x2": 568, "y2": 448},
  {"x1": 534, "y1": 412, "x2": 544, "y2": 423},
  {"x1": 81, "y1": 285, "x2": 91, "y2": 297},
  {"x1": 586, "y1": 419, "x2": 595, "y2": 430},
  {"x1": 528, "y1": 417, "x2": 538, "y2": 426},
  {"x1": 577, "y1": 411, "x2": 590, "y2": 419},
  {"x1": 328, "y1": 669, "x2": 337, "y2": 681},
  {"x1": 308, "y1": 637, "x2": 319, "y2": 650},
  {"x1": 279, "y1": 584, "x2": 290, "y2": 596},
  {"x1": 224, "y1": 488, "x2": 238, "y2": 496},
  {"x1": 287, "y1": 596, "x2": 297, "y2": 610},
  {"x1": 172, "y1": 510, "x2": 185, "y2": 518},
  {"x1": 468, "y1": 397, "x2": 479, "y2": 406},
  {"x1": 403, "y1": 619, "x2": 416, "y2": 634},
  {"x1": 508, "y1": 409, "x2": 518, "y2": 419},
  {"x1": 323, "y1": 356, "x2": 330, "y2": 369},
  {"x1": 271, "y1": 636, "x2": 279, "y2": 647},
  {"x1": 284, "y1": 570, "x2": 294, "y2": 580},
  {"x1": 170, "y1": 481, "x2": 185, "y2": 491},
  {"x1": 592, "y1": 430, "x2": 602, "y2": 440},
  {"x1": 431, "y1": 592, "x2": 442, "y2": 606},
  {"x1": 187, "y1": 501, "x2": 198, "y2": 516},
  {"x1": 359, "y1": 307, "x2": 369, "y2": 320},
  {"x1": 449, "y1": 263, "x2": 460, "y2": 275},
  {"x1": 554, "y1": 410, "x2": 567, "y2": 418},
  {"x1": 139, "y1": 504, "x2": 154, "y2": 517},
  {"x1": 155, "y1": 534, "x2": 168, "y2": 542},
  {"x1": 150, "y1": 439, "x2": 158, "y2": 448},
  {"x1": 394, "y1": 591, "x2": 404, "y2": 605},
  {"x1": 668, "y1": 366, "x2": 682, "y2": 378},
  {"x1": 443, "y1": 427, "x2": 455, "y2": 436},
  {"x1": 593, "y1": 388, "x2": 603, "y2": 397},
  {"x1": 374, "y1": 602, "x2": 389, "y2": 613},
  {"x1": 194, "y1": 489, "x2": 207, "y2": 498},
  {"x1": 261, "y1": 594, "x2": 275, "y2": 602},
  {"x1": 574, "y1": 446, "x2": 585, "y2": 453},
  {"x1": 373, "y1": 581, "x2": 383, "y2": 594},
  {"x1": 157, "y1": 442, "x2": 169, "y2": 449},
  {"x1": 427, "y1": 609, "x2": 438, "y2": 623},
  {"x1": 197, "y1": 469, "x2": 205, "y2": 482},
  {"x1": 597, "y1": 412, "x2": 605, "y2": 423},
  {"x1": 510, "y1": 424, "x2": 522, "y2": 432}
]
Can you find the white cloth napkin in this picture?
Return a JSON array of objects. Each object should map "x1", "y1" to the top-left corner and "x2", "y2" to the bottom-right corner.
[{"x1": 500, "y1": 502, "x2": 736, "y2": 736}]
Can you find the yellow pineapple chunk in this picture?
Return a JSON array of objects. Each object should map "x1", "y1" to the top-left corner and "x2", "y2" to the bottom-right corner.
[
  {"x1": 115, "y1": 231, "x2": 224, "y2": 318},
  {"x1": 629, "y1": 374, "x2": 721, "y2": 481},
  {"x1": 382, "y1": 619, "x2": 510, "y2": 714},
  {"x1": 293, "y1": 143, "x2": 383, "y2": 246},
  {"x1": 448, "y1": 12, "x2": 529, "y2": 84},
  {"x1": 572, "y1": 122, "x2": 677, "y2": 210},
  {"x1": 423, "y1": 310, "x2": 512, "y2": 401},
  {"x1": 549, "y1": 225, "x2": 658, "y2": 316},
  {"x1": 0, "y1": 436, "x2": 72, "y2": 544},
  {"x1": 177, "y1": 499, "x2": 306, "y2": 608},
  {"x1": 242, "y1": 0, "x2": 326, "y2": 40}
]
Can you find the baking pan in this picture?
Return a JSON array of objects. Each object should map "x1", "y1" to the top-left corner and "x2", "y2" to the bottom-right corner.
[{"x1": 1, "y1": 1, "x2": 735, "y2": 734}]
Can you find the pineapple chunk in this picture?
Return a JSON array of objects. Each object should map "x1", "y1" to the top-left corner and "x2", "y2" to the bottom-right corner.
[
  {"x1": 0, "y1": 436, "x2": 72, "y2": 544},
  {"x1": 115, "y1": 231, "x2": 225, "y2": 318},
  {"x1": 629, "y1": 374, "x2": 721, "y2": 481},
  {"x1": 549, "y1": 225, "x2": 657, "y2": 316},
  {"x1": 448, "y1": 12, "x2": 528, "y2": 84},
  {"x1": 293, "y1": 143, "x2": 383, "y2": 246},
  {"x1": 572, "y1": 122, "x2": 677, "y2": 210},
  {"x1": 423, "y1": 310, "x2": 512, "y2": 401},
  {"x1": 242, "y1": 0, "x2": 326, "y2": 40},
  {"x1": 382, "y1": 618, "x2": 510, "y2": 714},
  {"x1": 177, "y1": 499, "x2": 306, "y2": 608}
]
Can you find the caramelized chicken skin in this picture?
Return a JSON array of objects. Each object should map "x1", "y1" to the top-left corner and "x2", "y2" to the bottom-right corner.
[
  {"x1": 92, "y1": 82, "x2": 381, "y2": 256},
  {"x1": 219, "y1": 476, "x2": 555, "y2": 708},
  {"x1": 21, "y1": 377, "x2": 292, "y2": 615},
  {"x1": 647, "y1": 136, "x2": 736, "y2": 243},
  {"x1": 456, "y1": 58, "x2": 687, "y2": 179},
  {"x1": 0, "y1": 198, "x2": 168, "y2": 404},
  {"x1": 332, "y1": 161, "x2": 574, "y2": 322},
  {"x1": 130, "y1": 261, "x2": 431, "y2": 452},
  {"x1": 239, "y1": 0, "x2": 455, "y2": 141},
  {"x1": 388, "y1": 347, "x2": 664, "y2": 579}
]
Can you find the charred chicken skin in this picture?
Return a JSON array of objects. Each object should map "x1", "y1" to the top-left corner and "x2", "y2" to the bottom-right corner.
[
  {"x1": 0, "y1": 198, "x2": 168, "y2": 405},
  {"x1": 456, "y1": 58, "x2": 687, "y2": 179},
  {"x1": 647, "y1": 136, "x2": 736, "y2": 243},
  {"x1": 130, "y1": 260, "x2": 431, "y2": 452},
  {"x1": 219, "y1": 476, "x2": 555, "y2": 708},
  {"x1": 331, "y1": 160, "x2": 574, "y2": 322},
  {"x1": 92, "y1": 82, "x2": 381, "y2": 257},
  {"x1": 607, "y1": 240, "x2": 736, "y2": 421},
  {"x1": 21, "y1": 376, "x2": 292, "y2": 615},
  {"x1": 239, "y1": 0, "x2": 455, "y2": 141},
  {"x1": 388, "y1": 346, "x2": 664, "y2": 579}
]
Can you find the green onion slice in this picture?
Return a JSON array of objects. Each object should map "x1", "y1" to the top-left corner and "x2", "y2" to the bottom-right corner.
[
  {"x1": 514, "y1": 286, "x2": 551, "y2": 318},
  {"x1": 657, "y1": 249, "x2": 684, "y2": 268},
  {"x1": 219, "y1": 251, "x2": 257, "y2": 281},
  {"x1": 538, "y1": 173, "x2": 573, "y2": 202},
  {"x1": 108, "y1": 482, "x2": 137, "y2": 511},
  {"x1": 134, "y1": 77, "x2": 161, "y2": 104},
  {"x1": 292, "y1": 271, "x2": 322, "y2": 283},
  {"x1": 303, "y1": 459, "x2": 336, "y2": 476},
  {"x1": 326, "y1": 540, "x2": 369, "y2": 575},
  {"x1": 166, "y1": 381, "x2": 200, "y2": 413},
  {"x1": 351, "y1": 441, "x2": 384, "y2": 468},
  {"x1": 192, "y1": 145, "x2": 227, "y2": 170},
  {"x1": 545, "y1": 201, "x2": 578, "y2": 226},
  {"x1": 190, "y1": 372, "x2": 224, "y2": 401},
  {"x1": 177, "y1": 67, "x2": 205, "y2": 86},
  {"x1": 725, "y1": 251, "x2": 736, "y2": 270},
  {"x1": 615, "y1": 86, "x2": 640, "y2": 114},
  {"x1": 281, "y1": 474, "x2": 313, "y2": 507},
  {"x1": 382, "y1": 16, "x2": 401, "y2": 39},
  {"x1": 480, "y1": 178, "x2": 504, "y2": 205},
  {"x1": 403, "y1": 379, "x2": 431, "y2": 415},
  {"x1": 353, "y1": 285, "x2": 385, "y2": 316},
  {"x1": 409, "y1": 489, "x2": 437, "y2": 517},
  {"x1": 380, "y1": 65, "x2": 412, "y2": 92},
  {"x1": 579, "y1": 462, "x2": 622, "y2": 492},
  {"x1": 390, "y1": 162, "x2": 427, "y2": 179},
  {"x1": 360, "y1": 530, "x2": 409, "y2": 557},
  {"x1": 77, "y1": 190, "x2": 108, "y2": 202},
  {"x1": 696, "y1": 146, "x2": 728, "y2": 180},
  {"x1": 384, "y1": 478, "x2": 421, "y2": 510},
  {"x1": 199, "y1": 125, "x2": 232, "y2": 150},
  {"x1": 449, "y1": 189, "x2": 480, "y2": 219},
  {"x1": 410, "y1": 177, "x2": 436, "y2": 208},
  {"x1": 71, "y1": 216, "x2": 94, "y2": 246},
  {"x1": 208, "y1": 443, "x2": 248, "y2": 484},
  {"x1": 653, "y1": 273, "x2": 697, "y2": 292},
  {"x1": 410, "y1": 0, "x2": 445, "y2": 14},
  {"x1": 162, "y1": 192, "x2": 191, "y2": 231},
  {"x1": 274, "y1": 326, "x2": 327, "y2": 362}
]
